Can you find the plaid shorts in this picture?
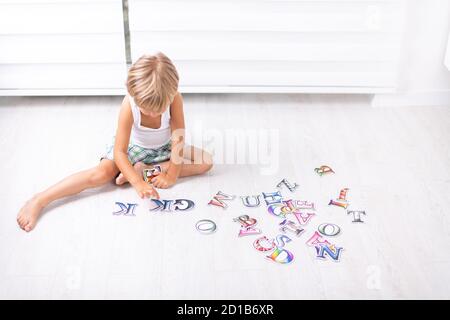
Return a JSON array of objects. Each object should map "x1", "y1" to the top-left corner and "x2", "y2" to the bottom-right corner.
[{"x1": 101, "y1": 138, "x2": 171, "y2": 165}]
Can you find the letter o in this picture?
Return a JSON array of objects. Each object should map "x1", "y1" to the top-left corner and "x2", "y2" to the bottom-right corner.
[
  {"x1": 195, "y1": 219, "x2": 217, "y2": 234},
  {"x1": 318, "y1": 223, "x2": 341, "y2": 237}
]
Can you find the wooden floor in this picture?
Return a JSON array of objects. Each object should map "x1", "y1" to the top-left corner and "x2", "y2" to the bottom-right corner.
[{"x1": 0, "y1": 94, "x2": 449, "y2": 299}]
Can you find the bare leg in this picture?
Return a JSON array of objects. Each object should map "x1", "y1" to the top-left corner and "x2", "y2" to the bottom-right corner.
[
  {"x1": 115, "y1": 162, "x2": 147, "y2": 185},
  {"x1": 173, "y1": 145, "x2": 213, "y2": 177},
  {"x1": 17, "y1": 159, "x2": 119, "y2": 232}
]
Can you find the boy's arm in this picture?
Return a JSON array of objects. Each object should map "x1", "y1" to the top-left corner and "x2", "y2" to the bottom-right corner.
[
  {"x1": 114, "y1": 96, "x2": 159, "y2": 198},
  {"x1": 151, "y1": 92, "x2": 185, "y2": 188},
  {"x1": 167, "y1": 92, "x2": 185, "y2": 179}
]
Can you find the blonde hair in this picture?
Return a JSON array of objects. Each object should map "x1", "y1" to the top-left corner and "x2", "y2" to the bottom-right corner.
[{"x1": 126, "y1": 52, "x2": 179, "y2": 113}]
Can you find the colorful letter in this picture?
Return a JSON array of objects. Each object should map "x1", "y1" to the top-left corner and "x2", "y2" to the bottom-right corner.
[
  {"x1": 293, "y1": 200, "x2": 315, "y2": 210},
  {"x1": 274, "y1": 234, "x2": 292, "y2": 248},
  {"x1": 233, "y1": 215, "x2": 258, "y2": 228},
  {"x1": 173, "y1": 199, "x2": 195, "y2": 211},
  {"x1": 266, "y1": 247, "x2": 294, "y2": 264},
  {"x1": 253, "y1": 236, "x2": 276, "y2": 252},
  {"x1": 314, "y1": 165, "x2": 335, "y2": 176},
  {"x1": 338, "y1": 188, "x2": 349, "y2": 202},
  {"x1": 293, "y1": 211, "x2": 315, "y2": 226},
  {"x1": 276, "y1": 179, "x2": 299, "y2": 192},
  {"x1": 279, "y1": 219, "x2": 304, "y2": 237},
  {"x1": 240, "y1": 195, "x2": 261, "y2": 207},
  {"x1": 347, "y1": 210, "x2": 366, "y2": 223},
  {"x1": 315, "y1": 244, "x2": 343, "y2": 262},
  {"x1": 306, "y1": 231, "x2": 331, "y2": 247},
  {"x1": 318, "y1": 223, "x2": 341, "y2": 236},
  {"x1": 149, "y1": 199, "x2": 173, "y2": 212},
  {"x1": 208, "y1": 191, "x2": 235, "y2": 209},
  {"x1": 238, "y1": 226, "x2": 262, "y2": 237},
  {"x1": 113, "y1": 202, "x2": 138, "y2": 216},
  {"x1": 262, "y1": 191, "x2": 283, "y2": 206},
  {"x1": 328, "y1": 199, "x2": 348, "y2": 209}
]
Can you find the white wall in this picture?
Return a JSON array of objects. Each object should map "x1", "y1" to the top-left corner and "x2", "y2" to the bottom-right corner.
[
  {"x1": 1, "y1": 0, "x2": 448, "y2": 98},
  {"x1": 372, "y1": 0, "x2": 450, "y2": 107},
  {"x1": 129, "y1": 0, "x2": 405, "y2": 94},
  {"x1": 445, "y1": 34, "x2": 450, "y2": 70},
  {"x1": 0, "y1": 0, "x2": 127, "y2": 96},
  {"x1": 0, "y1": 0, "x2": 406, "y2": 95}
]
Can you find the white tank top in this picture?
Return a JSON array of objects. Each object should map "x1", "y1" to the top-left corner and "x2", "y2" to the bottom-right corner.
[{"x1": 129, "y1": 95, "x2": 171, "y2": 149}]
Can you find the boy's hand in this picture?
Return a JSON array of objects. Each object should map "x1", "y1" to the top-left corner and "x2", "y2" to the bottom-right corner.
[
  {"x1": 135, "y1": 181, "x2": 160, "y2": 199},
  {"x1": 151, "y1": 171, "x2": 177, "y2": 189}
]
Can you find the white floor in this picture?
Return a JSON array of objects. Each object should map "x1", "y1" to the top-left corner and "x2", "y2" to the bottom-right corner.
[{"x1": 0, "y1": 94, "x2": 449, "y2": 300}]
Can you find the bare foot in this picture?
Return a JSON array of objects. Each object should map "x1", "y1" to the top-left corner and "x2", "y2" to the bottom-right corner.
[
  {"x1": 115, "y1": 162, "x2": 148, "y2": 185},
  {"x1": 17, "y1": 196, "x2": 45, "y2": 232}
]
